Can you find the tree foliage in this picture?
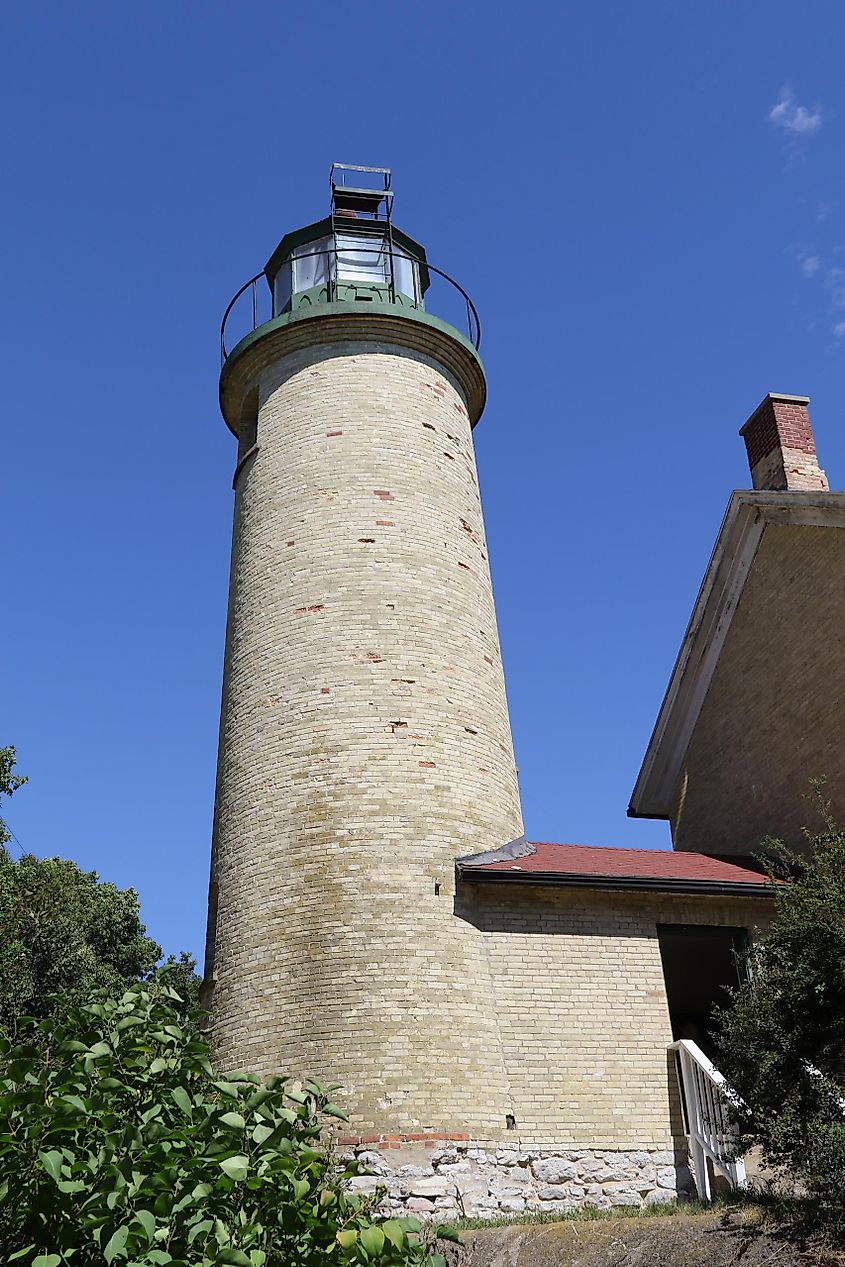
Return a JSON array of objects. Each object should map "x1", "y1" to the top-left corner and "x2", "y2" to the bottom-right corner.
[
  {"x1": 0, "y1": 849, "x2": 164, "y2": 1034},
  {"x1": 715, "y1": 794, "x2": 845, "y2": 1239},
  {"x1": 0, "y1": 749, "x2": 200, "y2": 1033},
  {"x1": 0, "y1": 978, "x2": 454, "y2": 1266},
  {"x1": 0, "y1": 746, "x2": 27, "y2": 850}
]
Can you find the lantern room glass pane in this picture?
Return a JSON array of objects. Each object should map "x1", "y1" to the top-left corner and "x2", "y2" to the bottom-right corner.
[
  {"x1": 293, "y1": 236, "x2": 331, "y2": 292},
  {"x1": 273, "y1": 262, "x2": 292, "y2": 315},
  {"x1": 392, "y1": 247, "x2": 417, "y2": 302},
  {"x1": 335, "y1": 233, "x2": 419, "y2": 300},
  {"x1": 336, "y1": 232, "x2": 386, "y2": 284}
]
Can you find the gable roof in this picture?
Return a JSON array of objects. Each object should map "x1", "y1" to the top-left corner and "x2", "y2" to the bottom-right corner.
[
  {"x1": 457, "y1": 839, "x2": 775, "y2": 896},
  {"x1": 628, "y1": 489, "x2": 845, "y2": 822}
]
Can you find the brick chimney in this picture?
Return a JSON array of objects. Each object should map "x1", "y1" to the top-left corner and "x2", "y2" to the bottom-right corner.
[{"x1": 739, "y1": 392, "x2": 828, "y2": 492}]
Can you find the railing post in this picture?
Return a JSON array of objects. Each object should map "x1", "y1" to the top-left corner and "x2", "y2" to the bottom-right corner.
[{"x1": 669, "y1": 1038, "x2": 746, "y2": 1200}]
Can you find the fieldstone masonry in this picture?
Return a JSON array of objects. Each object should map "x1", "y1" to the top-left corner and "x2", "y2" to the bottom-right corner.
[{"x1": 340, "y1": 1141, "x2": 689, "y2": 1218}]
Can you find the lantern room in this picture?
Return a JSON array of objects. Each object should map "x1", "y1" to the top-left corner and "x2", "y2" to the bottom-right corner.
[{"x1": 264, "y1": 164, "x2": 430, "y2": 316}]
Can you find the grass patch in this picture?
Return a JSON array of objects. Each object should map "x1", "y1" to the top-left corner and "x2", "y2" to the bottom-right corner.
[{"x1": 448, "y1": 1193, "x2": 759, "y2": 1232}]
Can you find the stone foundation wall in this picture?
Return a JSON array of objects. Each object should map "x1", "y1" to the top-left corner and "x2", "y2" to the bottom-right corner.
[{"x1": 342, "y1": 1140, "x2": 690, "y2": 1219}]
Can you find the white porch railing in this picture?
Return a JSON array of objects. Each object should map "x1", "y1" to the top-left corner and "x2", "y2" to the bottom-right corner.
[{"x1": 668, "y1": 1038, "x2": 747, "y2": 1199}]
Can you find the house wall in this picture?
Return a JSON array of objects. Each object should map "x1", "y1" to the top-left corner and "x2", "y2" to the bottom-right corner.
[
  {"x1": 336, "y1": 883, "x2": 772, "y2": 1219},
  {"x1": 457, "y1": 883, "x2": 770, "y2": 1149},
  {"x1": 670, "y1": 524, "x2": 845, "y2": 854}
]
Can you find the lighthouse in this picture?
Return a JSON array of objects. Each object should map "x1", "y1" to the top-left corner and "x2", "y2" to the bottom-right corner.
[{"x1": 204, "y1": 165, "x2": 523, "y2": 1135}]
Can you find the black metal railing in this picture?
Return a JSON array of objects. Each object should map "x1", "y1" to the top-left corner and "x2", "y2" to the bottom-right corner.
[{"x1": 220, "y1": 246, "x2": 481, "y2": 365}]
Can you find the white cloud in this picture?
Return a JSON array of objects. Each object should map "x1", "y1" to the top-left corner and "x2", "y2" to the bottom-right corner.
[
  {"x1": 801, "y1": 255, "x2": 821, "y2": 277},
  {"x1": 824, "y1": 267, "x2": 845, "y2": 309},
  {"x1": 832, "y1": 321, "x2": 845, "y2": 341},
  {"x1": 768, "y1": 88, "x2": 823, "y2": 136}
]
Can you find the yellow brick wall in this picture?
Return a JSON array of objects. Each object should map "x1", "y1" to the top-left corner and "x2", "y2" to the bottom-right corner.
[
  {"x1": 458, "y1": 883, "x2": 772, "y2": 1149},
  {"x1": 671, "y1": 524, "x2": 845, "y2": 854},
  {"x1": 207, "y1": 330, "x2": 523, "y2": 1132}
]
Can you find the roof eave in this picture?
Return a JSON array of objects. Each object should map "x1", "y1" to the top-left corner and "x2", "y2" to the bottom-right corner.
[
  {"x1": 456, "y1": 866, "x2": 776, "y2": 898},
  {"x1": 628, "y1": 489, "x2": 845, "y2": 821}
]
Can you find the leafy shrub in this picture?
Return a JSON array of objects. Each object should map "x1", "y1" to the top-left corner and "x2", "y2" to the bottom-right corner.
[
  {"x1": 715, "y1": 797, "x2": 845, "y2": 1242},
  {"x1": 0, "y1": 978, "x2": 456, "y2": 1266}
]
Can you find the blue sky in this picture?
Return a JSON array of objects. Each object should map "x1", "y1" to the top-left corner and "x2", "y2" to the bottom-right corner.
[{"x1": 3, "y1": 2, "x2": 844, "y2": 964}]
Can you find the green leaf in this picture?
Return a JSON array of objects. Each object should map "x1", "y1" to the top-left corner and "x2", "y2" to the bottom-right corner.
[
  {"x1": 57, "y1": 1179, "x2": 87, "y2": 1193},
  {"x1": 213, "y1": 1080, "x2": 242, "y2": 1100},
  {"x1": 39, "y1": 1149, "x2": 64, "y2": 1183},
  {"x1": 218, "y1": 1154, "x2": 249, "y2": 1181},
  {"x1": 397, "y1": 1217, "x2": 421, "y2": 1232},
  {"x1": 249, "y1": 1253, "x2": 267, "y2": 1267},
  {"x1": 252, "y1": 1123, "x2": 274, "y2": 1144},
  {"x1": 322, "y1": 1103, "x2": 349, "y2": 1120},
  {"x1": 32, "y1": 1257, "x2": 62, "y2": 1267},
  {"x1": 217, "y1": 1251, "x2": 251, "y2": 1267},
  {"x1": 430, "y1": 1257, "x2": 448, "y2": 1267},
  {"x1": 336, "y1": 1229, "x2": 358, "y2": 1248},
  {"x1": 188, "y1": 1218, "x2": 214, "y2": 1244},
  {"x1": 359, "y1": 1225, "x2": 385, "y2": 1256},
  {"x1": 382, "y1": 1219, "x2": 405, "y2": 1248},
  {"x1": 146, "y1": 1253, "x2": 173, "y2": 1266},
  {"x1": 88, "y1": 1040, "x2": 111, "y2": 1057},
  {"x1": 57, "y1": 1094, "x2": 87, "y2": 1113},
  {"x1": 435, "y1": 1224, "x2": 462, "y2": 1243},
  {"x1": 134, "y1": 1209, "x2": 156, "y2": 1242},
  {"x1": 171, "y1": 1086, "x2": 192, "y2": 1115},
  {"x1": 291, "y1": 1176, "x2": 310, "y2": 1201},
  {"x1": 149, "y1": 1057, "x2": 167, "y2": 1074},
  {"x1": 219, "y1": 1110, "x2": 246, "y2": 1130},
  {"x1": 104, "y1": 1224, "x2": 130, "y2": 1263}
]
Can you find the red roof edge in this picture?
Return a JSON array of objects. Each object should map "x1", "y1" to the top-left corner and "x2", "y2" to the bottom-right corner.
[{"x1": 456, "y1": 840, "x2": 776, "y2": 898}]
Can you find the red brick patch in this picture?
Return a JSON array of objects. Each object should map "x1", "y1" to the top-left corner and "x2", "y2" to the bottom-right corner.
[{"x1": 337, "y1": 1132, "x2": 470, "y2": 1148}]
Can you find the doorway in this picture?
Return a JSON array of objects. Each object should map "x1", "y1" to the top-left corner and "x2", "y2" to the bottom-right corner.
[{"x1": 657, "y1": 924, "x2": 749, "y2": 1062}]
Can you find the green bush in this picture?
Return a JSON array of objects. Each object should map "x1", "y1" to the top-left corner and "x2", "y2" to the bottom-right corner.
[
  {"x1": 715, "y1": 796, "x2": 845, "y2": 1242},
  {"x1": 0, "y1": 978, "x2": 456, "y2": 1266}
]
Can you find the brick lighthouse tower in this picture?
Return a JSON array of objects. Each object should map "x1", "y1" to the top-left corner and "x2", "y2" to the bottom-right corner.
[{"x1": 204, "y1": 166, "x2": 523, "y2": 1135}]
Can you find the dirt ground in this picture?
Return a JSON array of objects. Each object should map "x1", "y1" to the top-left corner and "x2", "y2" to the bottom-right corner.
[{"x1": 452, "y1": 1208, "x2": 842, "y2": 1267}]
